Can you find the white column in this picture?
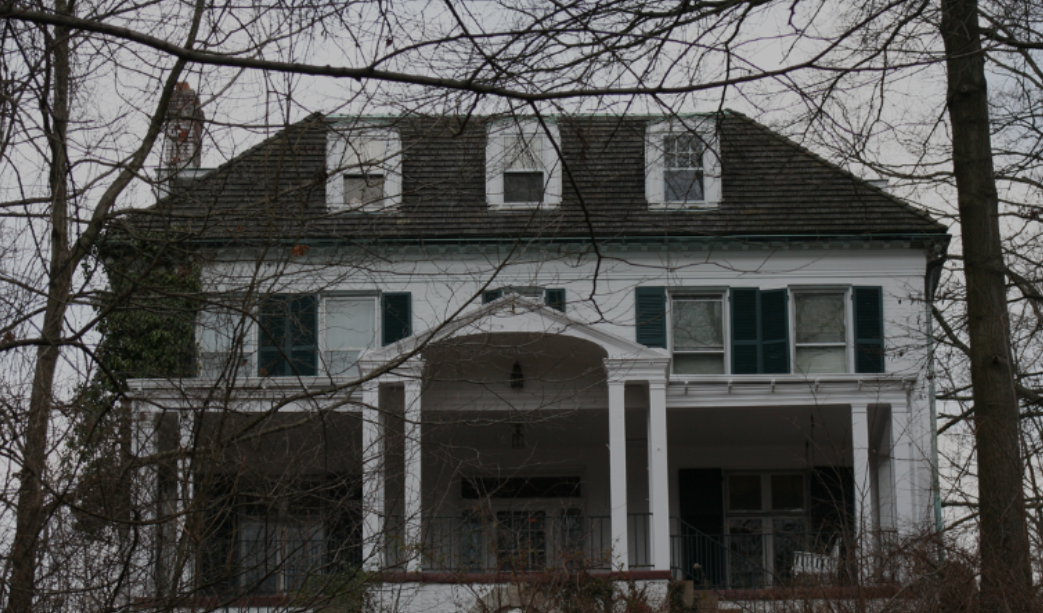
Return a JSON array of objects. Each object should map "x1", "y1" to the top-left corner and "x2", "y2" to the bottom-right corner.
[
  {"x1": 176, "y1": 410, "x2": 195, "y2": 589},
  {"x1": 608, "y1": 379, "x2": 629, "y2": 569},
  {"x1": 851, "y1": 403, "x2": 872, "y2": 576},
  {"x1": 647, "y1": 380, "x2": 671, "y2": 572},
  {"x1": 403, "y1": 378, "x2": 423, "y2": 572},
  {"x1": 361, "y1": 383, "x2": 385, "y2": 571},
  {"x1": 890, "y1": 402, "x2": 914, "y2": 531}
]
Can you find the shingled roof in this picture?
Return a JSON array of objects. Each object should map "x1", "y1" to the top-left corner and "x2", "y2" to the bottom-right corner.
[{"x1": 121, "y1": 111, "x2": 948, "y2": 245}]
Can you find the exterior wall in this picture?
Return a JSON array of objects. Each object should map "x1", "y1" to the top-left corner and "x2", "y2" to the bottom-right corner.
[{"x1": 198, "y1": 242, "x2": 935, "y2": 529}]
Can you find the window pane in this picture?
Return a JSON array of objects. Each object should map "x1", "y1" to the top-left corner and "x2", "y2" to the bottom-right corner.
[
  {"x1": 795, "y1": 293, "x2": 846, "y2": 343},
  {"x1": 771, "y1": 474, "x2": 804, "y2": 510},
  {"x1": 344, "y1": 175, "x2": 385, "y2": 206},
  {"x1": 326, "y1": 298, "x2": 375, "y2": 350},
  {"x1": 504, "y1": 135, "x2": 542, "y2": 170},
  {"x1": 795, "y1": 346, "x2": 847, "y2": 374},
  {"x1": 344, "y1": 138, "x2": 385, "y2": 168},
  {"x1": 664, "y1": 134, "x2": 704, "y2": 169},
  {"x1": 664, "y1": 169, "x2": 704, "y2": 202},
  {"x1": 673, "y1": 354, "x2": 725, "y2": 375},
  {"x1": 673, "y1": 298, "x2": 722, "y2": 350},
  {"x1": 504, "y1": 172, "x2": 544, "y2": 203},
  {"x1": 728, "y1": 475, "x2": 761, "y2": 511}
]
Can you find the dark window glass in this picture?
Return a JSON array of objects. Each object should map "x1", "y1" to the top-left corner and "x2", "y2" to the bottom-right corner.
[
  {"x1": 461, "y1": 476, "x2": 582, "y2": 499},
  {"x1": 496, "y1": 511, "x2": 546, "y2": 571},
  {"x1": 259, "y1": 295, "x2": 317, "y2": 377},
  {"x1": 504, "y1": 171, "x2": 544, "y2": 203},
  {"x1": 343, "y1": 174, "x2": 384, "y2": 207},
  {"x1": 771, "y1": 474, "x2": 805, "y2": 511},
  {"x1": 728, "y1": 475, "x2": 762, "y2": 511}
]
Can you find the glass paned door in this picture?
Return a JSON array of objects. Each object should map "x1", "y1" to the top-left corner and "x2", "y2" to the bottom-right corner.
[
  {"x1": 727, "y1": 518, "x2": 765, "y2": 588},
  {"x1": 496, "y1": 511, "x2": 547, "y2": 571}
]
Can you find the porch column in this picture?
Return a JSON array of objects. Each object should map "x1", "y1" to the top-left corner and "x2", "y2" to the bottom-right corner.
[
  {"x1": 647, "y1": 380, "x2": 671, "y2": 572},
  {"x1": 402, "y1": 377, "x2": 422, "y2": 572},
  {"x1": 890, "y1": 401, "x2": 914, "y2": 530},
  {"x1": 608, "y1": 379, "x2": 629, "y2": 569},
  {"x1": 361, "y1": 382, "x2": 384, "y2": 571},
  {"x1": 176, "y1": 410, "x2": 196, "y2": 589},
  {"x1": 851, "y1": 402, "x2": 872, "y2": 576}
]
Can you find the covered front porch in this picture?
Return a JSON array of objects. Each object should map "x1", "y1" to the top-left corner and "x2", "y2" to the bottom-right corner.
[{"x1": 359, "y1": 298, "x2": 920, "y2": 588}]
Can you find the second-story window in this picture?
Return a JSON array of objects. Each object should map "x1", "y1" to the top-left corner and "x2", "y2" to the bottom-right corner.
[
  {"x1": 672, "y1": 294, "x2": 725, "y2": 374},
  {"x1": 324, "y1": 297, "x2": 377, "y2": 377},
  {"x1": 486, "y1": 120, "x2": 562, "y2": 210},
  {"x1": 793, "y1": 292, "x2": 848, "y2": 374}
]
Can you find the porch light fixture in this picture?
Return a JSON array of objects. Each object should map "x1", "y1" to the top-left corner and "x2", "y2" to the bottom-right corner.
[{"x1": 510, "y1": 361, "x2": 525, "y2": 389}]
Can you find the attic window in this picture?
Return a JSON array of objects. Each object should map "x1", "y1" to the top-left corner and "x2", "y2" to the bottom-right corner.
[
  {"x1": 327, "y1": 125, "x2": 401, "y2": 212},
  {"x1": 646, "y1": 119, "x2": 721, "y2": 210},
  {"x1": 487, "y1": 121, "x2": 562, "y2": 210}
]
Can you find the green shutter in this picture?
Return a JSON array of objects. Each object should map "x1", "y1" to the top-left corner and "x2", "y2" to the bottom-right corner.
[
  {"x1": 635, "y1": 287, "x2": 667, "y2": 348},
  {"x1": 482, "y1": 289, "x2": 503, "y2": 304},
  {"x1": 760, "y1": 289, "x2": 789, "y2": 374},
  {"x1": 545, "y1": 288, "x2": 566, "y2": 312},
  {"x1": 731, "y1": 288, "x2": 760, "y2": 374},
  {"x1": 382, "y1": 292, "x2": 412, "y2": 346},
  {"x1": 854, "y1": 287, "x2": 884, "y2": 373},
  {"x1": 289, "y1": 295, "x2": 318, "y2": 376},
  {"x1": 258, "y1": 294, "x2": 317, "y2": 377}
]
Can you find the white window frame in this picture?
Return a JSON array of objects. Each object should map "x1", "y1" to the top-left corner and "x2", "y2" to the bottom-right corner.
[
  {"x1": 326, "y1": 124, "x2": 402, "y2": 213},
  {"x1": 669, "y1": 288, "x2": 730, "y2": 376},
  {"x1": 646, "y1": 118, "x2": 722, "y2": 210},
  {"x1": 196, "y1": 300, "x2": 255, "y2": 379},
  {"x1": 789, "y1": 287, "x2": 854, "y2": 375},
  {"x1": 486, "y1": 120, "x2": 562, "y2": 210},
  {"x1": 318, "y1": 293, "x2": 380, "y2": 378}
]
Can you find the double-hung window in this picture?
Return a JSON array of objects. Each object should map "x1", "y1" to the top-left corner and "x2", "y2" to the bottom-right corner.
[
  {"x1": 646, "y1": 119, "x2": 722, "y2": 210},
  {"x1": 323, "y1": 296, "x2": 377, "y2": 377},
  {"x1": 486, "y1": 121, "x2": 562, "y2": 210},
  {"x1": 326, "y1": 124, "x2": 402, "y2": 212},
  {"x1": 197, "y1": 304, "x2": 250, "y2": 378},
  {"x1": 793, "y1": 291, "x2": 848, "y2": 374},
  {"x1": 671, "y1": 294, "x2": 725, "y2": 375},
  {"x1": 664, "y1": 134, "x2": 705, "y2": 203}
]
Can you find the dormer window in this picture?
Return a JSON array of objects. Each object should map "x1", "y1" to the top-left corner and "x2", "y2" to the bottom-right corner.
[
  {"x1": 646, "y1": 119, "x2": 721, "y2": 210},
  {"x1": 327, "y1": 124, "x2": 402, "y2": 212},
  {"x1": 487, "y1": 121, "x2": 562, "y2": 210}
]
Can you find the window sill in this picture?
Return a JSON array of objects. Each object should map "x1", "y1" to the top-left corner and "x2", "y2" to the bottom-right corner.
[
  {"x1": 488, "y1": 202, "x2": 560, "y2": 211},
  {"x1": 648, "y1": 201, "x2": 719, "y2": 211}
]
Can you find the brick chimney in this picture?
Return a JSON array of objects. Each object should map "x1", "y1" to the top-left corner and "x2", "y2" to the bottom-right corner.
[{"x1": 162, "y1": 82, "x2": 204, "y2": 172}]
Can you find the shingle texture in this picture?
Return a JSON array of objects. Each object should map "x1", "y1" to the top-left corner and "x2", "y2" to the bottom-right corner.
[{"x1": 123, "y1": 112, "x2": 947, "y2": 243}]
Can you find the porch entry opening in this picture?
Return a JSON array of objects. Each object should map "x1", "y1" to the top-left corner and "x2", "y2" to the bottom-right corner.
[{"x1": 675, "y1": 468, "x2": 853, "y2": 588}]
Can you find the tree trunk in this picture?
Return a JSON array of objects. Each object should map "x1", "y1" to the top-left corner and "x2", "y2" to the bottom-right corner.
[
  {"x1": 939, "y1": 0, "x2": 1034, "y2": 611},
  {"x1": 3, "y1": 4, "x2": 71, "y2": 612}
]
